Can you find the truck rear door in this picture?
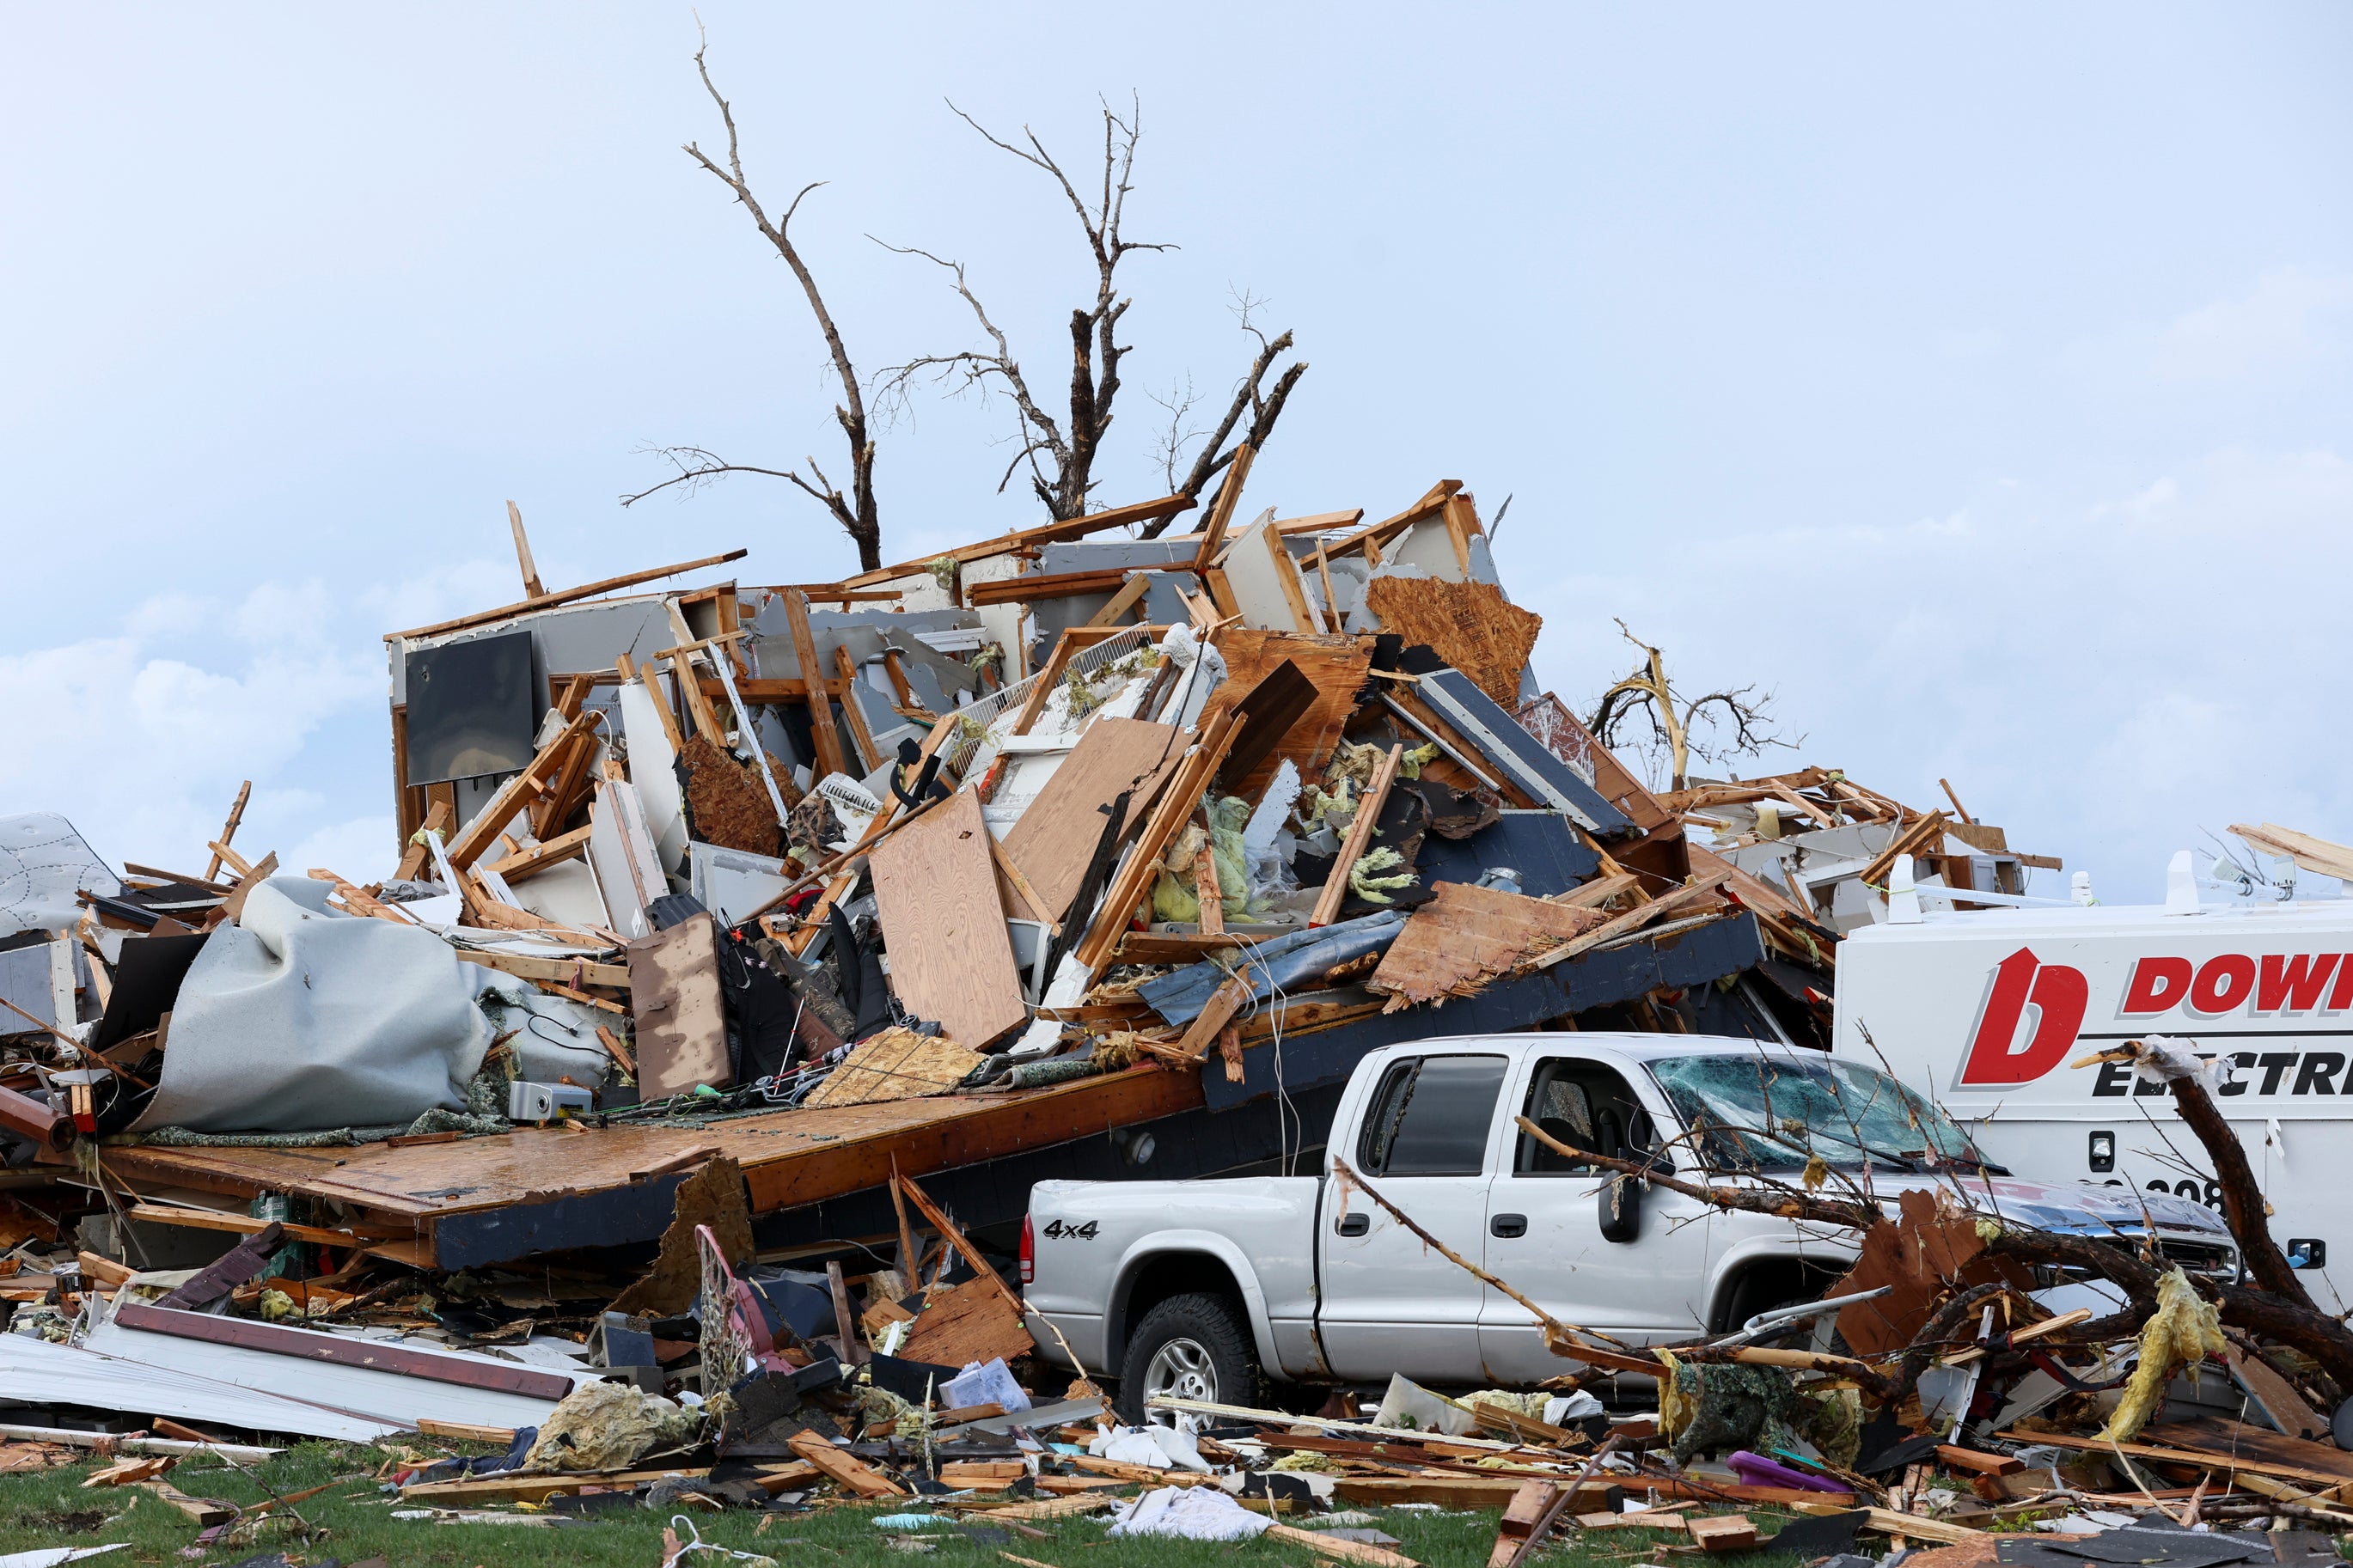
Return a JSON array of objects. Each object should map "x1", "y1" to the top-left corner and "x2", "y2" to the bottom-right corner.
[{"x1": 1317, "y1": 1051, "x2": 1507, "y2": 1383}]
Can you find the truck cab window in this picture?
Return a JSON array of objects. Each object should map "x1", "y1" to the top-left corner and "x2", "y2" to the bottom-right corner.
[
  {"x1": 1354, "y1": 1054, "x2": 1508, "y2": 1177},
  {"x1": 1514, "y1": 1059, "x2": 1666, "y2": 1174}
]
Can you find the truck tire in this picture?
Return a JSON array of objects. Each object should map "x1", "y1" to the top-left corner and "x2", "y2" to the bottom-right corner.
[{"x1": 1115, "y1": 1292, "x2": 1260, "y2": 1424}]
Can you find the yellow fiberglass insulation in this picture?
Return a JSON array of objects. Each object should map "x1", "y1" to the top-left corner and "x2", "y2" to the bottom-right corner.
[{"x1": 2095, "y1": 1266, "x2": 2224, "y2": 1443}]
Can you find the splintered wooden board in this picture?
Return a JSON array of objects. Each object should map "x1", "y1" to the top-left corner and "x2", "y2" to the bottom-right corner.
[
  {"x1": 868, "y1": 789, "x2": 1029, "y2": 1050},
  {"x1": 1366, "y1": 577, "x2": 1540, "y2": 707},
  {"x1": 1367, "y1": 882, "x2": 1608, "y2": 1010},
  {"x1": 1197, "y1": 631, "x2": 1374, "y2": 796},
  {"x1": 899, "y1": 1275, "x2": 1035, "y2": 1368},
  {"x1": 799, "y1": 1026, "x2": 977, "y2": 1109},
  {"x1": 998, "y1": 717, "x2": 1180, "y2": 918}
]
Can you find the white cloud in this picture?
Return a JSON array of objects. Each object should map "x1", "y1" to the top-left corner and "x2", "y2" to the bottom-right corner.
[
  {"x1": 2149, "y1": 267, "x2": 2353, "y2": 382},
  {"x1": 0, "y1": 567, "x2": 494, "y2": 880},
  {"x1": 1525, "y1": 443, "x2": 2353, "y2": 905}
]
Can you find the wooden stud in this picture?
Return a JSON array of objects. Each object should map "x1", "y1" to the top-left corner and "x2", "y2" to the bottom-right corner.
[
  {"x1": 1085, "y1": 570, "x2": 1151, "y2": 627},
  {"x1": 594, "y1": 1025, "x2": 638, "y2": 1077},
  {"x1": 1193, "y1": 838, "x2": 1225, "y2": 935},
  {"x1": 781, "y1": 589, "x2": 849, "y2": 779},
  {"x1": 484, "y1": 825, "x2": 593, "y2": 882},
  {"x1": 1193, "y1": 443, "x2": 1256, "y2": 570},
  {"x1": 1314, "y1": 542, "x2": 1342, "y2": 632},
  {"x1": 393, "y1": 799, "x2": 450, "y2": 883},
  {"x1": 834, "y1": 645, "x2": 880, "y2": 770},
  {"x1": 671, "y1": 648, "x2": 729, "y2": 748},
  {"x1": 1310, "y1": 744, "x2": 1403, "y2": 928},
  {"x1": 203, "y1": 781, "x2": 251, "y2": 883},
  {"x1": 1176, "y1": 973, "x2": 1250, "y2": 1064},
  {"x1": 989, "y1": 833, "x2": 1059, "y2": 933},
  {"x1": 505, "y1": 500, "x2": 546, "y2": 599}
]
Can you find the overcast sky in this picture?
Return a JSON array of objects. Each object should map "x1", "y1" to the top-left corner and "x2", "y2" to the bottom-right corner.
[{"x1": 3, "y1": 4, "x2": 2346, "y2": 901}]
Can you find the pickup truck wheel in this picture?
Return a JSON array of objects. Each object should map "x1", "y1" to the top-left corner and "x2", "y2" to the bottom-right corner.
[{"x1": 1116, "y1": 1293, "x2": 1259, "y2": 1424}]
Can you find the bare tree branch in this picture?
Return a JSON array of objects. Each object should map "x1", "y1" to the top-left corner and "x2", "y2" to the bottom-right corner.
[
  {"x1": 1587, "y1": 620, "x2": 1803, "y2": 790},
  {"x1": 627, "y1": 25, "x2": 883, "y2": 570},
  {"x1": 1144, "y1": 298, "x2": 1306, "y2": 536}
]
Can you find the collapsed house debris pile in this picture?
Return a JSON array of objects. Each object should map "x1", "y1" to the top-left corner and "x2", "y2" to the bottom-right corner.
[{"x1": 36, "y1": 469, "x2": 2352, "y2": 1554}]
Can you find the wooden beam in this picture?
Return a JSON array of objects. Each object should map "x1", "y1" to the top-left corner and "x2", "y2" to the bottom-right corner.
[
  {"x1": 834, "y1": 645, "x2": 881, "y2": 770},
  {"x1": 840, "y1": 492, "x2": 1197, "y2": 589},
  {"x1": 1323, "y1": 480, "x2": 1463, "y2": 562},
  {"x1": 1193, "y1": 442, "x2": 1256, "y2": 570},
  {"x1": 1085, "y1": 571, "x2": 1152, "y2": 627},
  {"x1": 1310, "y1": 744, "x2": 1403, "y2": 928},
  {"x1": 392, "y1": 799, "x2": 450, "y2": 883},
  {"x1": 130, "y1": 1205, "x2": 403, "y2": 1250},
  {"x1": 451, "y1": 947, "x2": 627, "y2": 988},
  {"x1": 203, "y1": 782, "x2": 251, "y2": 883},
  {"x1": 484, "y1": 824, "x2": 592, "y2": 882},
  {"x1": 505, "y1": 500, "x2": 546, "y2": 599},
  {"x1": 782, "y1": 589, "x2": 849, "y2": 779},
  {"x1": 387, "y1": 548, "x2": 749, "y2": 643},
  {"x1": 964, "y1": 567, "x2": 1132, "y2": 607},
  {"x1": 1274, "y1": 509, "x2": 1366, "y2": 535}
]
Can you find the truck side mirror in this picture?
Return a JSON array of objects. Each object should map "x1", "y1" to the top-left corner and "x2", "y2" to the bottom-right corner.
[{"x1": 1598, "y1": 1171, "x2": 1641, "y2": 1243}]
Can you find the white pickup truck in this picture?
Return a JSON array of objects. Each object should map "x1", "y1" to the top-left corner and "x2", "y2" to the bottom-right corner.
[{"x1": 1021, "y1": 1034, "x2": 2238, "y2": 1419}]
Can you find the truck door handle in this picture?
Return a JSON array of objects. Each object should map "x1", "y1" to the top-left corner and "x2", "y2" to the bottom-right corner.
[
  {"x1": 1335, "y1": 1213, "x2": 1370, "y2": 1237},
  {"x1": 1490, "y1": 1213, "x2": 1527, "y2": 1238}
]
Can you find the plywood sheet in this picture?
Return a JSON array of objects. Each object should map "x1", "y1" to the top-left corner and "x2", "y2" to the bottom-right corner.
[
  {"x1": 1366, "y1": 577, "x2": 1539, "y2": 706},
  {"x1": 800, "y1": 1026, "x2": 977, "y2": 1109},
  {"x1": 1366, "y1": 882, "x2": 1608, "y2": 1010},
  {"x1": 869, "y1": 789, "x2": 1029, "y2": 1049},
  {"x1": 1197, "y1": 631, "x2": 1374, "y2": 797},
  {"x1": 998, "y1": 717, "x2": 1180, "y2": 918}
]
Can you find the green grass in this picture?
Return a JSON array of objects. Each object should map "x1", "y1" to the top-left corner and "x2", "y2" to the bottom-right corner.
[{"x1": 0, "y1": 1442, "x2": 1822, "y2": 1568}]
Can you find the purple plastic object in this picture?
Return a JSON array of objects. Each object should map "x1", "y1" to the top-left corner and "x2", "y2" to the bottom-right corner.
[{"x1": 1727, "y1": 1450, "x2": 1845, "y2": 1492}]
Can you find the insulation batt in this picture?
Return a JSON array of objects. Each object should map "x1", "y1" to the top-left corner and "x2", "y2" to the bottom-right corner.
[{"x1": 2095, "y1": 1266, "x2": 2226, "y2": 1443}]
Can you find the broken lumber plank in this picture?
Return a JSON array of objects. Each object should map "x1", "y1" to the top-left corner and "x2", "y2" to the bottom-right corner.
[
  {"x1": 1686, "y1": 1514, "x2": 1757, "y2": 1553},
  {"x1": 1192, "y1": 442, "x2": 1256, "y2": 568},
  {"x1": 1267, "y1": 1520, "x2": 1421, "y2": 1568},
  {"x1": 841, "y1": 492, "x2": 1196, "y2": 589},
  {"x1": 485, "y1": 825, "x2": 593, "y2": 883},
  {"x1": 388, "y1": 547, "x2": 750, "y2": 642},
  {"x1": 132, "y1": 1480, "x2": 234, "y2": 1524},
  {"x1": 1310, "y1": 742, "x2": 1403, "y2": 927},
  {"x1": 1934, "y1": 1444, "x2": 2022, "y2": 1476},
  {"x1": 1992, "y1": 1428, "x2": 2353, "y2": 1489},
  {"x1": 400, "y1": 1467, "x2": 710, "y2": 1505},
  {"x1": 779, "y1": 589, "x2": 850, "y2": 780},
  {"x1": 1519, "y1": 869, "x2": 1733, "y2": 973},
  {"x1": 452, "y1": 948, "x2": 628, "y2": 988},
  {"x1": 787, "y1": 1429, "x2": 905, "y2": 1497},
  {"x1": 1790, "y1": 1504, "x2": 1983, "y2": 1545},
  {"x1": 203, "y1": 781, "x2": 252, "y2": 883}
]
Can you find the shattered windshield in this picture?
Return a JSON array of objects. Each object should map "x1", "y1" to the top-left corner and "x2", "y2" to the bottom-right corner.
[{"x1": 1646, "y1": 1053, "x2": 1992, "y2": 1174}]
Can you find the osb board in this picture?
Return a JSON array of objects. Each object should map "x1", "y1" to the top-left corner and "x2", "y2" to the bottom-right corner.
[
  {"x1": 998, "y1": 717, "x2": 1181, "y2": 918},
  {"x1": 681, "y1": 734, "x2": 797, "y2": 857},
  {"x1": 1365, "y1": 577, "x2": 1539, "y2": 707},
  {"x1": 1366, "y1": 882, "x2": 1608, "y2": 1010},
  {"x1": 1196, "y1": 631, "x2": 1374, "y2": 797},
  {"x1": 102, "y1": 1063, "x2": 1207, "y2": 1257},
  {"x1": 1831, "y1": 1187, "x2": 2032, "y2": 1356},
  {"x1": 900, "y1": 1276, "x2": 1034, "y2": 1367},
  {"x1": 798, "y1": 1026, "x2": 977, "y2": 1109},
  {"x1": 867, "y1": 789, "x2": 1029, "y2": 1050},
  {"x1": 608, "y1": 1154, "x2": 754, "y2": 1318}
]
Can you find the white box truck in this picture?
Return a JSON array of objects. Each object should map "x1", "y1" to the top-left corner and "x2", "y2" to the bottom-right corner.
[{"x1": 1836, "y1": 866, "x2": 2349, "y2": 1311}]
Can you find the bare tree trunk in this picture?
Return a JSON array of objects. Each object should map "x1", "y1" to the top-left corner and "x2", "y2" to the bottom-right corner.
[{"x1": 624, "y1": 30, "x2": 883, "y2": 572}]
